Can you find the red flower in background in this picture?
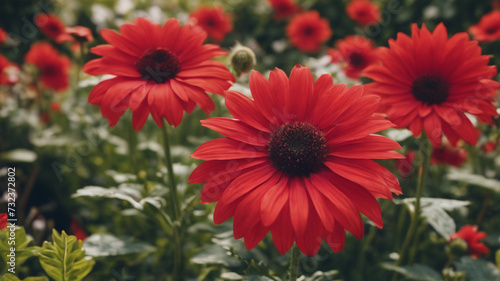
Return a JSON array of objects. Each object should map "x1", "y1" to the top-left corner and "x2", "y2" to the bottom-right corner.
[
  {"x1": 57, "y1": 26, "x2": 94, "y2": 43},
  {"x1": 25, "y1": 42, "x2": 71, "y2": 92},
  {"x1": 396, "y1": 150, "x2": 416, "y2": 177},
  {"x1": 269, "y1": 0, "x2": 299, "y2": 20},
  {"x1": 469, "y1": 11, "x2": 500, "y2": 42},
  {"x1": 0, "y1": 213, "x2": 7, "y2": 230},
  {"x1": 431, "y1": 142, "x2": 468, "y2": 167},
  {"x1": 450, "y1": 225, "x2": 489, "y2": 258},
  {"x1": 70, "y1": 219, "x2": 88, "y2": 241},
  {"x1": 286, "y1": 11, "x2": 332, "y2": 52},
  {"x1": 481, "y1": 141, "x2": 497, "y2": 153},
  {"x1": 328, "y1": 35, "x2": 379, "y2": 79},
  {"x1": 189, "y1": 6, "x2": 233, "y2": 42},
  {"x1": 364, "y1": 23, "x2": 499, "y2": 148},
  {"x1": 0, "y1": 28, "x2": 7, "y2": 44},
  {"x1": 190, "y1": 65, "x2": 403, "y2": 256},
  {"x1": 346, "y1": 0, "x2": 380, "y2": 26},
  {"x1": 0, "y1": 54, "x2": 19, "y2": 85},
  {"x1": 84, "y1": 18, "x2": 234, "y2": 130},
  {"x1": 35, "y1": 14, "x2": 66, "y2": 41}
]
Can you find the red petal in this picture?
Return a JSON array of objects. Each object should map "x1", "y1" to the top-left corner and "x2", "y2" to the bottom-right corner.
[
  {"x1": 261, "y1": 175, "x2": 289, "y2": 227},
  {"x1": 191, "y1": 138, "x2": 268, "y2": 160},
  {"x1": 288, "y1": 178, "x2": 309, "y2": 237},
  {"x1": 201, "y1": 118, "x2": 269, "y2": 146},
  {"x1": 225, "y1": 91, "x2": 272, "y2": 132}
]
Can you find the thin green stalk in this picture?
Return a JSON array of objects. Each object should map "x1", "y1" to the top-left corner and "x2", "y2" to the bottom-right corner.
[
  {"x1": 288, "y1": 244, "x2": 300, "y2": 281},
  {"x1": 160, "y1": 120, "x2": 183, "y2": 280},
  {"x1": 391, "y1": 135, "x2": 432, "y2": 281}
]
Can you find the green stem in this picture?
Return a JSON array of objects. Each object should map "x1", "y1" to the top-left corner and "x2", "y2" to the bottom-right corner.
[
  {"x1": 160, "y1": 120, "x2": 183, "y2": 281},
  {"x1": 288, "y1": 244, "x2": 300, "y2": 281},
  {"x1": 391, "y1": 134, "x2": 432, "y2": 281}
]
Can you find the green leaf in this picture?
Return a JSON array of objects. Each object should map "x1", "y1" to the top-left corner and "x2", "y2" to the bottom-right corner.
[
  {"x1": 397, "y1": 198, "x2": 469, "y2": 238},
  {"x1": 301, "y1": 270, "x2": 340, "y2": 280},
  {"x1": 381, "y1": 263, "x2": 443, "y2": 281},
  {"x1": 0, "y1": 274, "x2": 48, "y2": 281},
  {"x1": 0, "y1": 149, "x2": 37, "y2": 162},
  {"x1": 0, "y1": 226, "x2": 37, "y2": 267},
  {"x1": 82, "y1": 234, "x2": 156, "y2": 257},
  {"x1": 447, "y1": 171, "x2": 500, "y2": 193},
  {"x1": 72, "y1": 186, "x2": 143, "y2": 210},
  {"x1": 191, "y1": 244, "x2": 242, "y2": 267},
  {"x1": 454, "y1": 256, "x2": 500, "y2": 281},
  {"x1": 37, "y1": 229, "x2": 95, "y2": 281}
]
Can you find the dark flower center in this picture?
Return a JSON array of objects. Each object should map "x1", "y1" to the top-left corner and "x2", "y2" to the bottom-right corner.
[
  {"x1": 205, "y1": 18, "x2": 216, "y2": 27},
  {"x1": 267, "y1": 122, "x2": 328, "y2": 177},
  {"x1": 136, "y1": 48, "x2": 180, "y2": 83},
  {"x1": 486, "y1": 25, "x2": 499, "y2": 34},
  {"x1": 411, "y1": 74, "x2": 449, "y2": 105},
  {"x1": 303, "y1": 26, "x2": 315, "y2": 36},
  {"x1": 348, "y1": 52, "x2": 365, "y2": 67}
]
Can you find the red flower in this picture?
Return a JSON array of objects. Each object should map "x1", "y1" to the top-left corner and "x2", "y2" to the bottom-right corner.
[
  {"x1": 84, "y1": 18, "x2": 234, "y2": 130},
  {"x1": 286, "y1": 11, "x2": 332, "y2": 52},
  {"x1": 450, "y1": 225, "x2": 489, "y2": 258},
  {"x1": 469, "y1": 11, "x2": 500, "y2": 42},
  {"x1": 269, "y1": 0, "x2": 299, "y2": 20},
  {"x1": 189, "y1": 6, "x2": 233, "y2": 42},
  {"x1": 431, "y1": 142, "x2": 468, "y2": 167},
  {"x1": 189, "y1": 65, "x2": 403, "y2": 256},
  {"x1": 396, "y1": 150, "x2": 416, "y2": 177},
  {"x1": 0, "y1": 28, "x2": 7, "y2": 44},
  {"x1": 346, "y1": 0, "x2": 380, "y2": 26},
  {"x1": 328, "y1": 35, "x2": 379, "y2": 79},
  {"x1": 0, "y1": 213, "x2": 7, "y2": 230},
  {"x1": 364, "y1": 23, "x2": 499, "y2": 148},
  {"x1": 35, "y1": 14, "x2": 66, "y2": 41},
  {"x1": 0, "y1": 54, "x2": 19, "y2": 85},
  {"x1": 57, "y1": 26, "x2": 94, "y2": 43},
  {"x1": 25, "y1": 42, "x2": 71, "y2": 92},
  {"x1": 50, "y1": 102, "x2": 61, "y2": 112},
  {"x1": 481, "y1": 141, "x2": 497, "y2": 153},
  {"x1": 70, "y1": 219, "x2": 88, "y2": 241}
]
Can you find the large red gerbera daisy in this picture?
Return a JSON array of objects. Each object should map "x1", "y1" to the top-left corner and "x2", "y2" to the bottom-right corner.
[
  {"x1": 25, "y1": 42, "x2": 71, "y2": 92},
  {"x1": 189, "y1": 6, "x2": 233, "y2": 42},
  {"x1": 346, "y1": 0, "x2": 380, "y2": 26},
  {"x1": 286, "y1": 11, "x2": 332, "y2": 53},
  {"x1": 449, "y1": 225, "x2": 489, "y2": 258},
  {"x1": 83, "y1": 18, "x2": 235, "y2": 130},
  {"x1": 268, "y1": 0, "x2": 299, "y2": 20},
  {"x1": 189, "y1": 65, "x2": 403, "y2": 256},
  {"x1": 469, "y1": 11, "x2": 500, "y2": 42},
  {"x1": 328, "y1": 35, "x2": 379, "y2": 79},
  {"x1": 35, "y1": 14, "x2": 66, "y2": 41},
  {"x1": 364, "y1": 23, "x2": 499, "y2": 148}
]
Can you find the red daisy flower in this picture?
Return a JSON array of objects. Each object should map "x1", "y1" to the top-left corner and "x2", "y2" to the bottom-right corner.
[
  {"x1": 364, "y1": 23, "x2": 499, "y2": 148},
  {"x1": 83, "y1": 18, "x2": 235, "y2": 130},
  {"x1": 346, "y1": 0, "x2": 380, "y2": 26},
  {"x1": 450, "y1": 225, "x2": 489, "y2": 258},
  {"x1": 431, "y1": 142, "x2": 468, "y2": 167},
  {"x1": 481, "y1": 140, "x2": 497, "y2": 153},
  {"x1": 0, "y1": 28, "x2": 7, "y2": 44},
  {"x1": 35, "y1": 14, "x2": 66, "y2": 41},
  {"x1": 189, "y1": 6, "x2": 233, "y2": 42},
  {"x1": 0, "y1": 213, "x2": 7, "y2": 230},
  {"x1": 327, "y1": 35, "x2": 379, "y2": 79},
  {"x1": 57, "y1": 26, "x2": 94, "y2": 43},
  {"x1": 469, "y1": 11, "x2": 500, "y2": 42},
  {"x1": 286, "y1": 11, "x2": 332, "y2": 53},
  {"x1": 269, "y1": 0, "x2": 299, "y2": 20},
  {"x1": 0, "y1": 54, "x2": 19, "y2": 85},
  {"x1": 25, "y1": 42, "x2": 71, "y2": 92},
  {"x1": 189, "y1": 65, "x2": 403, "y2": 256}
]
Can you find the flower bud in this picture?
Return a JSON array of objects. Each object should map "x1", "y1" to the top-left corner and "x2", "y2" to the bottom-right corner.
[
  {"x1": 446, "y1": 237, "x2": 468, "y2": 257},
  {"x1": 442, "y1": 268, "x2": 466, "y2": 281},
  {"x1": 229, "y1": 43, "x2": 256, "y2": 77}
]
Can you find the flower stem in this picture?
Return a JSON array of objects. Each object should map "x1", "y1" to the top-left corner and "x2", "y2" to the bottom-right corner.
[
  {"x1": 160, "y1": 120, "x2": 183, "y2": 280},
  {"x1": 288, "y1": 244, "x2": 300, "y2": 281},
  {"x1": 391, "y1": 134, "x2": 432, "y2": 281}
]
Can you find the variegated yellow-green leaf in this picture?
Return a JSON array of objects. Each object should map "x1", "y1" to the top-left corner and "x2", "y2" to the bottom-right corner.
[{"x1": 37, "y1": 229, "x2": 94, "y2": 281}]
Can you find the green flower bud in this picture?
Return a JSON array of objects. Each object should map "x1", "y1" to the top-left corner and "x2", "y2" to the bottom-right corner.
[
  {"x1": 229, "y1": 43, "x2": 256, "y2": 77},
  {"x1": 442, "y1": 268, "x2": 466, "y2": 281},
  {"x1": 447, "y1": 238, "x2": 468, "y2": 257}
]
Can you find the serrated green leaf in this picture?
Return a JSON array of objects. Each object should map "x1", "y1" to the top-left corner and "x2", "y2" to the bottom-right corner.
[
  {"x1": 82, "y1": 234, "x2": 156, "y2": 257},
  {"x1": 454, "y1": 256, "x2": 500, "y2": 281},
  {"x1": 0, "y1": 149, "x2": 37, "y2": 162},
  {"x1": 448, "y1": 171, "x2": 500, "y2": 193},
  {"x1": 396, "y1": 198, "x2": 469, "y2": 238},
  {"x1": 381, "y1": 263, "x2": 443, "y2": 281},
  {"x1": 37, "y1": 229, "x2": 94, "y2": 281},
  {"x1": 0, "y1": 274, "x2": 48, "y2": 281}
]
